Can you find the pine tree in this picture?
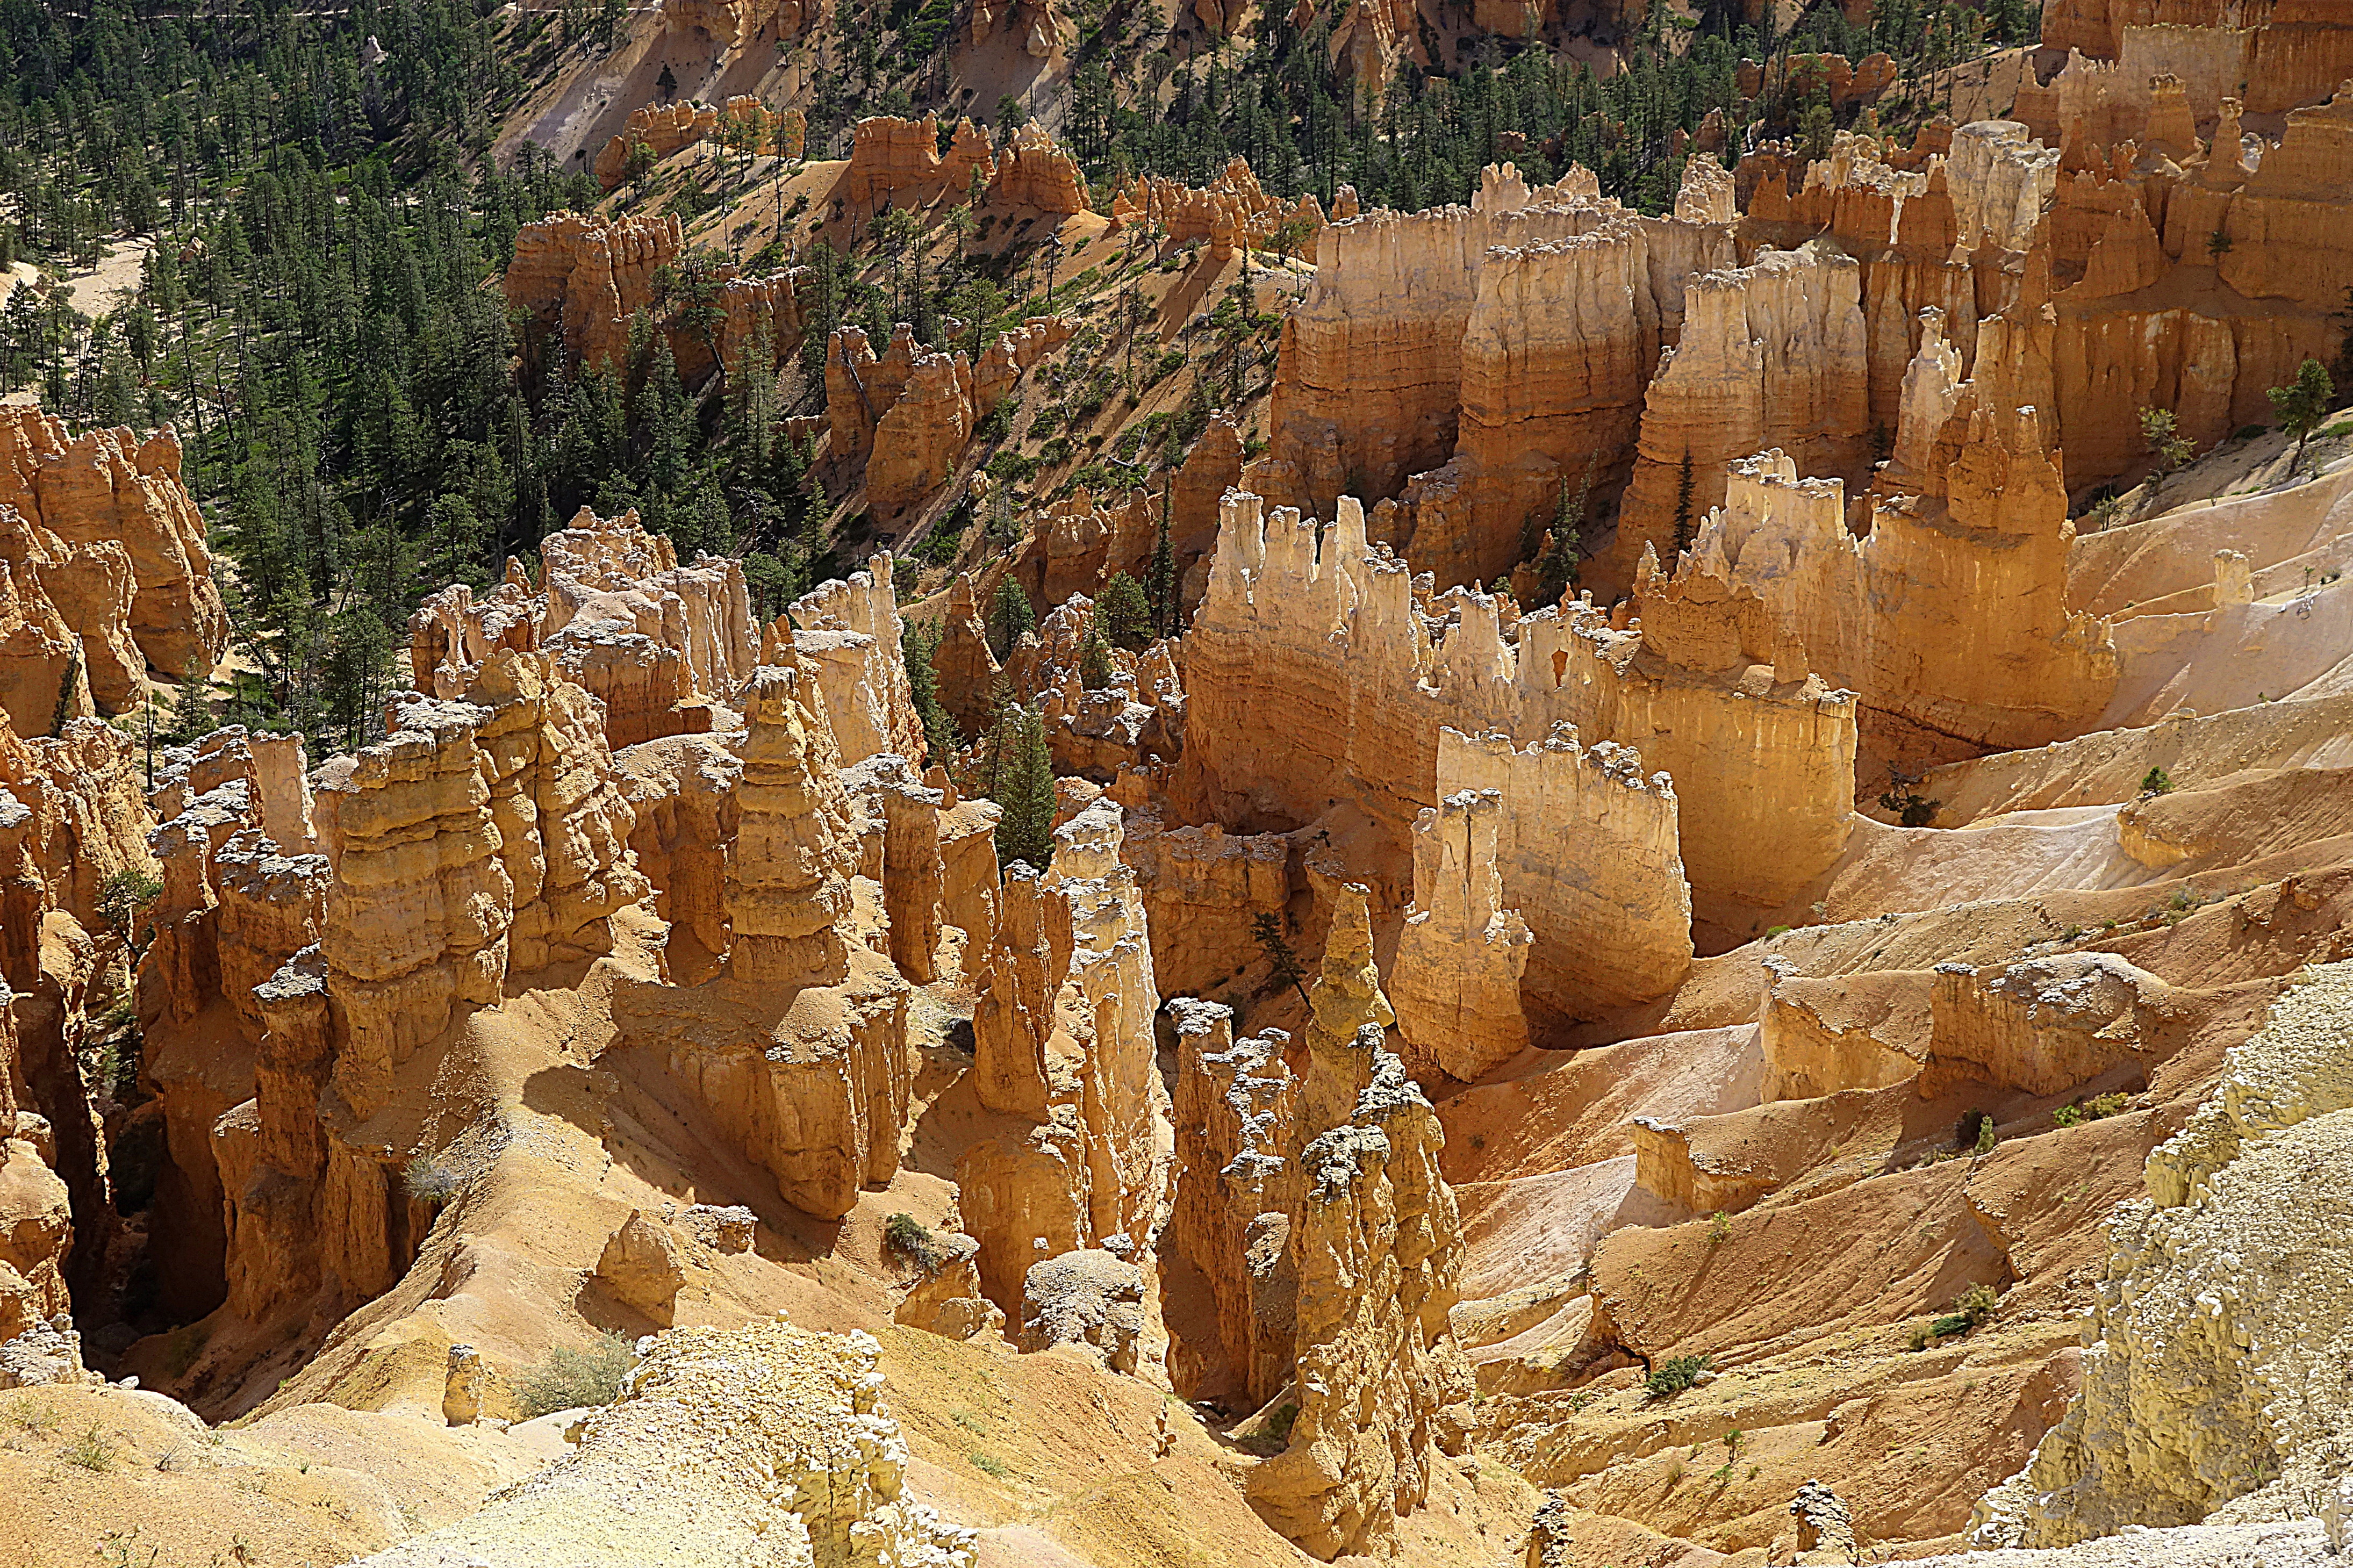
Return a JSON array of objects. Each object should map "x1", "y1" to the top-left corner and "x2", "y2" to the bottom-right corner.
[
  {"x1": 1669, "y1": 449, "x2": 1697, "y2": 558},
  {"x1": 1079, "y1": 617, "x2": 1113, "y2": 689},
  {"x1": 991, "y1": 704, "x2": 1057, "y2": 871},
  {"x1": 902, "y1": 618, "x2": 958, "y2": 762},
  {"x1": 1145, "y1": 479, "x2": 1178, "y2": 636},
  {"x1": 987, "y1": 576, "x2": 1035, "y2": 658},
  {"x1": 1096, "y1": 571, "x2": 1152, "y2": 651},
  {"x1": 2270, "y1": 357, "x2": 2338, "y2": 472}
]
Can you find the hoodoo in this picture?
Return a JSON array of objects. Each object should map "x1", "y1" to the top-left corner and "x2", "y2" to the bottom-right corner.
[{"x1": 12, "y1": 4, "x2": 2353, "y2": 1567}]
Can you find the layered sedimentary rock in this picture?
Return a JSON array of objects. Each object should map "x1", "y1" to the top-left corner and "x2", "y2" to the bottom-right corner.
[
  {"x1": 989, "y1": 124, "x2": 1089, "y2": 212},
  {"x1": 1177, "y1": 486, "x2": 1853, "y2": 925},
  {"x1": 0, "y1": 409, "x2": 227, "y2": 691},
  {"x1": 593, "y1": 95, "x2": 801, "y2": 189},
  {"x1": 1246, "y1": 1044, "x2": 1470, "y2": 1560},
  {"x1": 1929, "y1": 951, "x2": 2175, "y2": 1097},
  {"x1": 1389, "y1": 788, "x2": 1532, "y2": 1086},
  {"x1": 956, "y1": 801, "x2": 1170, "y2": 1309},
  {"x1": 845, "y1": 114, "x2": 989, "y2": 210},
  {"x1": 828, "y1": 320, "x2": 1071, "y2": 520},
  {"x1": 2037, "y1": 0, "x2": 2353, "y2": 116},
  {"x1": 502, "y1": 213, "x2": 805, "y2": 382},
  {"x1": 619, "y1": 658, "x2": 913, "y2": 1221},
  {"x1": 969, "y1": 0, "x2": 1062, "y2": 57},
  {"x1": 786, "y1": 556, "x2": 923, "y2": 767},
  {"x1": 1977, "y1": 960, "x2": 2353, "y2": 1547},
  {"x1": 1166, "y1": 999, "x2": 1299, "y2": 1405},
  {"x1": 353, "y1": 1321, "x2": 974, "y2": 1567},
  {"x1": 463, "y1": 649, "x2": 649, "y2": 973},
  {"x1": 1391, "y1": 724, "x2": 1691, "y2": 1081},
  {"x1": 1606, "y1": 240, "x2": 1871, "y2": 588},
  {"x1": 0, "y1": 500, "x2": 139, "y2": 732},
  {"x1": 1638, "y1": 401, "x2": 2118, "y2": 761},
  {"x1": 1113, "y1": 158, "x2": 1329, "y2": 260},
  {"x1": 592, "y1": 99, "x2": 716, "y2": 188},
  {"x1": 1264, "y1": 161, "x2": 1733, "y2": 580},
  {"x1": 410, "y1": 506, "x2": 758, "y2": 750}
]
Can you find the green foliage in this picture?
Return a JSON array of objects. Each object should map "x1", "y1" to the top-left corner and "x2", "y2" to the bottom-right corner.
[
  {"x1": 512, "y1": 1334, "x2": 635, "y2": 1419},
  {"x1": 2270, "y1": 357, "x2": 2339, "y2": 466},
  {"x1": 903, "y1": 620, "x2": 959, "y2": 761},
  {"x1": 1645, "y1": 1355, "x2": 1711, "y2": 1399},
  {"x1": 401, "y1": 1154, "x2": 460, "y2": 1206},
  {"x1": 1706, "y1": 1210, "x2": 1731, "y2": 1244},
  {"x1": 1974, "y1": 1113, "x2": 1999, "y2": 1156},
  {"x1": 2140, "y1": 407, "x2": 2194, "y2": 474},
  {"x1": 1079, "y1": 617, "x2": 1113, "y2": 690},
  {"x1": 2141, "y1": 765, "x2": 2175, "y2": 795},
  {"x1": 883, "y1": 1212, "x2": 946, "y2": 1269},
  {"x1": 988, "y1": 702, "x2": 1057, "y2": 871},
  {"x1": 1095, "y1": 571, "x2": 1152, "y2": 650},
  {"x1": 987, "y1": 577, "x2": 1036, "y2": 659},
  {"x1": 1670, "y1": 450, "x2": 1698, "y2": 559}
]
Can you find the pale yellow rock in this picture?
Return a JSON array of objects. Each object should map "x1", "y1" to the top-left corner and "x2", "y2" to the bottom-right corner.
[
  {"x1": 596, "y1": 1210, "x2": 687, "y2": 1327},
  {"x1": 350, "y1": 1321, "x2": 975, "y2": 1567},
  {"x1": 1979, "y1": 961, "x2": 2353, "y2": 1548}
]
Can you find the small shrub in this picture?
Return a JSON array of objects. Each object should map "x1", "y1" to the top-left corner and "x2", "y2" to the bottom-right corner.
[
  {"x1": 66, "y1": 1423, "x2": 114, "y2": 1471},
  {"x1": 1974, "y1": 1116, "x2": 1999, "y2": 1156},
  {"x1": 1907, "y1": 1322, "x2": 1931, "y2": 1351},
  {"x1": 1930, "y1": 1312, "x2": 1972, "y2": 1338},
  {"x1": 1707, "y1": 1211, "x2": 1731, "y2": 1245},
  {"x1": 1956, "y1": 1109, "x2": 1992, "y2": 1152},
  {"x1": 401, "y1": 1154, "x2": 459, "y2": 1206},
  {"x1": 2082, "y1": 1091, "x2": 2132, "y2": 1120},
  {"x1": 1645, "y1": 1354, "x2": 1711, "y2": 1399},
  {"x1": 970, "y1": 1451, "x2": 1013, "y2": 1478},
  {"x1": 2052, "y1": 1104, "x2": 2084, "y2": 1128},
  {"x1": 883, "y1": 1212, "x2": 944, "y2": 1269},
  {"x1": 2141, "y1": 765, "x2": 2175, "y2": 795},
  {"x1": 512, "y1": 1334, "x2": 634, "y2": 1419},
  {"x1": 1766, "y1": 924, "x2": 1791, "y2": 938},
  {"x1": 1956, "y1": 1282, "x2": 2000, "y2": 1327}
]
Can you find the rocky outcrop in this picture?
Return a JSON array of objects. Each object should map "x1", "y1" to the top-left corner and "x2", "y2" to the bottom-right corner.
[
  {"x1": 352, "y1": 1321, "x2": 974, "y2": 1567},
  {"x1": 1263, "y1": 163, "x2": 1733, "y2": 571},
  {"x1": 592, "y1": 99, "x2": 716, "y2": 188},
  {"x1": 619, "y1": 658, "x2": 913, "y2": 1221},
  {"x1": 1166, "y1": 999, "x2": 1299, "y2": 1406},
  {"x1": 1639, "y1": 409, "x2": 2118, "y2": 764},
  {"x1": 846, "y1": 114, "x2": 997, "y2": 210},
  {"x1": 1016, "y1": 1247, "x2": 1145, "y2": 1372},
  {"x1": 989, "y1": 124, "x2": 1088, "y2": 212},
  {"x1": 1246, "y1": 1044, "x2": 1470, "y2": 1560},
  {"x1": 956, "y1": 801, "x2": 1170, "y2": 1309},
  {"x1": 2038, "y1": 0, "x2": 2353, "y2": 116},
  {"x1": 1930, "y1": 952, "x2": 2175, "y2": 1097},
  {"x1": 969, "y1": 0, "x2": 1063, "y2": 57},
  {"x1": 315, "y1": 697, "x2": 514, "y2": 1120},
  {"x1": 410, "y1": 506, "x2": 758, "y2": 751},
  {"x1": 1605, "y1": 240, "x2": 1872, "y2": 589},
  {"x1": 1977, "y1": 960, "x2": 2353, "y2": 1547},
  {"x1": 828, "y1": 312, "x2": 1071, "y2": 519},
  {"x1": 463, "y1": 649, "x2": 649, "y2": 973},
  {"x1": 503, "y1": 213, "x2": 805, "y2": 382},
  {"x1": 0, "y1": 409, "x2": 227, "y2": 695},
  {"x1": 1113, "y1": 158, "x2": 1330, "y2": 261},
  {"x1": 1178, "y1": 486, "x2": 1855, "y2": 928},
  {"x1": 891, "y1": 1228, "x2": 1003, "y2": 1341},
  {"x1": 786, "y1": 556, "x2": 923, "y2": 768}
]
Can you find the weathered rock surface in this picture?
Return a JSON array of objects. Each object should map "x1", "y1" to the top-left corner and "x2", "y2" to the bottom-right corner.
[
  {"x1": 0, "y1": 409, "x2": 227, "y2": 712},
  {"x1": 1246, "y1": 1045, "x2": 1471, "y2": 1560},
  {"x1": 1979, "y1": 960, "x2": 2353, "y2": 1547},
  {"x1": 351, "y1": 1320, "x2": 974, "y2": 1567}
]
